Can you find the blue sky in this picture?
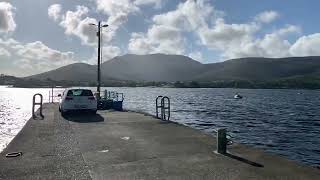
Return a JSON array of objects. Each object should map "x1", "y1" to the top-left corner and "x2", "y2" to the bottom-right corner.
[{"x1": 1, "y1": 0, "x2": 320, "y2": 76}]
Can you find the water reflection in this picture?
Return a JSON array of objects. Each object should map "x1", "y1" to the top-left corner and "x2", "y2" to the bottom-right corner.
[{"x1": 0, "y1": 86, "x2": 319, "y2": 167}]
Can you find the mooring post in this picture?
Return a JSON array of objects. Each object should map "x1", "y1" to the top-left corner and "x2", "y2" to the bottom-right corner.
[{"x1": 217, "y1": 128, "x2": 227, "y2": 154}]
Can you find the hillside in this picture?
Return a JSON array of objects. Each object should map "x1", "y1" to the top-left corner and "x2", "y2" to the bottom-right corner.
[
  {"x1": 26, "y1": 54, "x2": 320, "y2": 84},
  {"x1": 27, "y1": 63, "x2": 98, "y2": 82},
  {"x1": 102, "y1": 54, "x2": 204, "y2": 81},
  {"x1": 194, "y1": 57, "x2": 320, "y2": 81}
]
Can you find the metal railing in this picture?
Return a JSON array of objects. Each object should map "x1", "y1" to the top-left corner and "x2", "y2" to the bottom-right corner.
[
  {"x1": 48, "y1": 91, "x2": 62, "y2": 103},
  {"x1": 156, "y1": 96, "x2": 163, "y2": 119},
  {"x1": 104, "y1": 90, "x2": 124, "y2": 102},
  {"x1": 155, "y1": 96, "x2": 170, "y2": 121},
  {"x1": 32, "y1": 93, "x2": 44, "y2": 119},
  {"x1": 48, "y1": 86, "x2": 64, "y2": 103}
]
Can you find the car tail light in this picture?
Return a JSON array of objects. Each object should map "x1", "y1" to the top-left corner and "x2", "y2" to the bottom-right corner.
[
  {"x1": 66, "y1": 97, "x2": 73, "y2": 100},
  {"x1": 88, "y1": 96, "x2": 95, "y2": 100}
]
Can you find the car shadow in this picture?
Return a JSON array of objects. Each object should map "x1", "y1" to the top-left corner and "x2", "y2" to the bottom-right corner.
[
  {"x1": 63, "y1": 112, "x2": 104, "y2": 123},
  {"x1": 223, "y1": 152, "x2": 264, "y2": 167}
]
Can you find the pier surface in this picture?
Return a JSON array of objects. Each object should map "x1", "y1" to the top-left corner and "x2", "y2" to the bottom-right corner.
[{"x1": 0, "y1": 104, "x2": 319, "y2": 180}]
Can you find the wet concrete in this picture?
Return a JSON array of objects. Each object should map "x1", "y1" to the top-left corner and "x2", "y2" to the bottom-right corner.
[{"x1": 0, "y1": 104, "x2": 319, "y2": 179}]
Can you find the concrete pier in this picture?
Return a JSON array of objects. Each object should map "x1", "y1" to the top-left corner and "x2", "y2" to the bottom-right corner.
[{"x1": 0, "y1": 104, "x2": 319, "y2": 179}]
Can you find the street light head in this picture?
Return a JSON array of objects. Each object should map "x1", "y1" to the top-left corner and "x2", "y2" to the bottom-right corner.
[
  {"x1": 102, "y1": 24, "x2": 109, "y2": 27},
  {"x1": 89, "y1": 23, "x2": 96, "y2": 26}
]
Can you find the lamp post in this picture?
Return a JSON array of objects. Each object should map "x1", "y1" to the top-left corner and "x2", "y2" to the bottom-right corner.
[{"x1": 89, "y1": 21, "x2": 108, "y2": 99}]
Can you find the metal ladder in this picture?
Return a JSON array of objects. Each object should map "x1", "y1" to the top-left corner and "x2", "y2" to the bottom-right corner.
[
  {"x1": 156, "y1": 96, "x2": 170, "y2": 121},
  {"x1": 32, "y1": 94, "x2": 44, "y2": 119}
]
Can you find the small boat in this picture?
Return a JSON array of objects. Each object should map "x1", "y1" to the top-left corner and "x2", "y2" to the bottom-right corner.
[{"x1": 234, "y1": 94, "x2": 243, "y2": 99}]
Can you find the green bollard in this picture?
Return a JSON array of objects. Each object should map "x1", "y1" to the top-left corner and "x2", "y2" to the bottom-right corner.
[{"x1": 217, "y1": 128, "x2": 227, "y2": 154}]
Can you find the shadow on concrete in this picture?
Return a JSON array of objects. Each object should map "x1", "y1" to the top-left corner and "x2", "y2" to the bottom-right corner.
[
  {"x1": 63, "y1": 112, "x2": 104, "y2": 123},
  {"x1": 224, "y1": 153, "x2": 264, "y2": 167},
  {"x1": 32, "y1": 116, "x2": 44, "y2": 120},
  {"x1": 157, "y1": 119, "x2": 180, "y2": 125}
]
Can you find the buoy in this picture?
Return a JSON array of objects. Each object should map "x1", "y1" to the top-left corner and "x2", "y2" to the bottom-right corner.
[{"x1": 234, "y1": 94, "x2": 243, "y2": 99}]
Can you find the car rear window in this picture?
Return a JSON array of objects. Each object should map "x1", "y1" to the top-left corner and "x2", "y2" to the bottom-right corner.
[{"x1": 67, "y1": 89, "x2": 93, "y2": 96}]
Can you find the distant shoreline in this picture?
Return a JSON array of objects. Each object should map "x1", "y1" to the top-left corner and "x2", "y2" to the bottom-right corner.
[
  {"x1": 2, "y1": 74, "x2": 320, "y2": 90},
  {"x1": 2, "y1": 84, "x2": 319, "y2": 90}
]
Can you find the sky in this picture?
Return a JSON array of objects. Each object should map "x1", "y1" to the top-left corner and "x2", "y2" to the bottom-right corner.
[{"x1": 1, "y1": 0, "x2": 320, "y2": 76}]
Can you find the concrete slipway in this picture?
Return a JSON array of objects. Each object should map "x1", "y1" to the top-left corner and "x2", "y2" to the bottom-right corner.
[{"x1": 0, "y1": 104, "x2": 319, "y2": 180}]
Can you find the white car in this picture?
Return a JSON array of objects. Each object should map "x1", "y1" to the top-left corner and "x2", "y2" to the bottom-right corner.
[{"x1": 59, "y1": 88, "x2": 97, "y2": 115}]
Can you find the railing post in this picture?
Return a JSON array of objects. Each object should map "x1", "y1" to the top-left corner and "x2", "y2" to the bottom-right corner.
[
  {"x1": 161, "y1": 98, "x2": 165, "y2": 120},
  {"x1": 156, "y1": 96, "x2": 163, "y2": 119},
  {"x1": 161, "y1": 96, "x2": 170, "y2": 121},
  {"x1": 32, "y1": 93, "x2": 44, "y2": 119},
  {"x1": 51, "y1": 86, "x2": 54, "y2": 103},
  {"x1": 217, "y1": 128, "x2": 227, "y2": 154},
  {"x1": 165, "y1": 97, "x2": 170, "y2": 121}
]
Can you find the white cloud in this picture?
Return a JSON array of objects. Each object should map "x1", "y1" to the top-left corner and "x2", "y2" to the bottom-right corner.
[
  {"x1": 128, "y1": 25, "x2": 185, "y2": 55},
  {"x1": 0, "y1": 47, "x2": 10, "y2": 57},
  {"x1": 16, "y1": 41, "x2": 76, "y2": 74},
  {"x1": 95, "y1": 0, "x2": 139, "y2": 28},
  {"x1": 128, "y1": 32, "x2": 153, "y2": 54},
  {"x1": 59, "y1": 5, "x2": 96, "y2": 45},
  {"x1": 226, "y1": 33, "x2": 291, "y2": 58},
  {"x1": 152, "y1": 0, "x2": 217, "y2": 31},
  {"x1": 225, "y1": 25, "x2": 301, "y2": 58},
  {"x1": 96, "y1": 0, "x2": 139, "y2": 15},
  {"x1": 89, "y1": 45, "x2": 121, "y2": 64},
  {"x1": 276, "y1": 25, "x2": 301, "y2": 36},
  {"x1": 128, "y1": 0, "x2": 217, "y2": 55},
  {"x1": 48, "y1": 4, "x2": 62, "y2": 22},
  {"x1": 189, "y1": 51, "x2": 203, "y2": 62},
  {"x1": 211, "y1": 24, "x2": 300, "y2": 59},
  {"x1": 17, "y1": 41, "x2": 74, "y2": 63},
  {"x1": 134, "y1": 0, "x2": 164, "y2": 8},
  {"x1": 255, "y1": 11, "x2": 279, "y2": 24},
  {"x1": 60, "y1": 6, "x2": 89, "y2": 34},
  {"x1": 73, "y1": 17, "x2": 100, "y2": 45},
  {"x1": 48, "y1": 5, "x2": 115, "y2": 46},
  {"x1": 198, "y1": 18, "x2": 259, "y2": 52},
  {"x1": 144, "y1": 0, "x2": 309, "y2": 59},
  {"x1": 0, "y1": 38, "x2": 76, "y2": 75},
  {"x1": 101, "y1": 45, "x2": 121, "y2": 61},
  {"x1": 290, "y1": 33, "x2": 320, "y2": 56},
  {"x1": 0, "y1": 2, "x2": 16, "y2": 33}
]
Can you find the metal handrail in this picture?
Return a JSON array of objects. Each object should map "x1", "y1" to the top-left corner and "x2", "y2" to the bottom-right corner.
[
  {"x1": 104, "y1": 90, "x2": 124, "y2": 101},
  {"x1": 156, "y1": 96, "x2": 163, "y2": 119},
  {"x1": 117, "y1": 93, "x2": 124, "y2": 102},
  {"x1": 32, "y1": 93, "x2": 44, "y2": 119},
  {"x1": 161, "y1": 96, "x2": 170, "y2": 121},
  {"x1": 155, "y1": 96, "x2": 170, "y2": 121},
  {"x1": 49, "y1": 91, "x2": 61, "y2": 103}
]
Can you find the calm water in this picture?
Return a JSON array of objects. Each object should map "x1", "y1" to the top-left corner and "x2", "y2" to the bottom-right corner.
[{"x1": 1, "y1": 86, "x2": 319, "y2": 166}]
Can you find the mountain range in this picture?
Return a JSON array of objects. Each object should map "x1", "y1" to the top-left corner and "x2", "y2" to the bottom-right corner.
[{"x1": 27, "y1": 54, "x2": 320, "y2": 83}]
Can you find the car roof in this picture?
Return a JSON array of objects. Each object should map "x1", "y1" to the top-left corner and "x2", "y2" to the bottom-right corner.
[{"x1": 65, "y1": 88, "x2": 93, "y2": 91}]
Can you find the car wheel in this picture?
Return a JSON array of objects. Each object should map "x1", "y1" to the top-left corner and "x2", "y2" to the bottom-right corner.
[
  {"x1": 91, "y1": 110, "x2": 97, "y2": 114},
  {"x1": 61, "y1": 109, "x2": 67, "y2": 116}
]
